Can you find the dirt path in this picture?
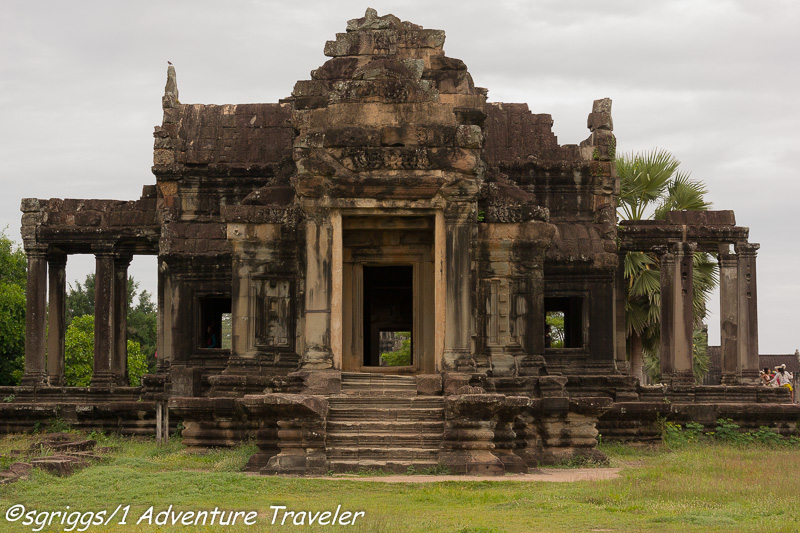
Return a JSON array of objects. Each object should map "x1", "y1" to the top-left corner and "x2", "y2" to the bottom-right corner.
[{"x1": 316, "y1": 468, "x2": 622, "y2": 483}]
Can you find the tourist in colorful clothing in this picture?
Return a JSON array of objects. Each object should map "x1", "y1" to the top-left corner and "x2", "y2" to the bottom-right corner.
[{"x1": 773, "y1": 365, "x2": 794, "y2": 402}]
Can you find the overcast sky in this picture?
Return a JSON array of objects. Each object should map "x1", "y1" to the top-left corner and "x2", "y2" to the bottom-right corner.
[{"x1": 1, "y1": 0, "x2": 798, "y2": 353}]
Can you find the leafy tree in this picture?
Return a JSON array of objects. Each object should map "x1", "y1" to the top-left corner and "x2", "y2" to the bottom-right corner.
[
  {"x1": 380, "y1": 332, "x2": 411, "y2": 366},
  {"x1": 0, "y1": 229, "x2": 27, "y2": 287},
  {"x1": 65, "y1": 274, "x2": 95, "y2": 324},
  {"x1": 127, "y1": 287, "x2": 157, "y2": 370},
  {"x1": 616, "y1": 149, "x2": 718, "y2": 384},
  {"x1": 64, "y1": 315, "x2": 148, "y2": 386},
  {"x1": 126, "y1": 341, "x2": 148, "y2": 386},
  {"x1": 64, "y1": 315, "x2": 94, "y2": 387},
  {"x1": 0, "y1": 229, "x2": 26, "y2": 385},
  {"x1": 66, "y1": 273, "x2": 157, "y2": 371},
  {"x1": 545, "y1": 312, "x2": 565, "y2": 348}
]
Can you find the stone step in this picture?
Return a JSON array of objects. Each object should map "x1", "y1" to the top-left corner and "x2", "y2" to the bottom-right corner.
[
  {"x1": 327, "y1": 408, "x2": 444, "y2": 422},
  {"x1": 327, "y1": 431, "x2": 443, "y2": 447},
  {"x1": 327, "y1": 420, "x2": 445, "y2": 432},
  {"x1": 340, "y1": 373, "x2": 418, "y2": 395},
  {"x1": 328, "y1": 396, "x2": 443, "y2": 409},
  {"x1": 327, "y1": 446, "x2": 440, "y2": 460},
  {"x1": 324, "y1": 387, "x2": 444, "y2": 470},
  {"x1": 342, "y1": 389, "x2": 418, "y2": 397},
  {"x1": 341, "y1": 381, "x2": 417, "y2": 390},
  {"x1": 341, "y1": 372, "x2": 416, "y2": 384},
  {"x1": 328, "y1": 459, "x2": 439, "y2": 474}
]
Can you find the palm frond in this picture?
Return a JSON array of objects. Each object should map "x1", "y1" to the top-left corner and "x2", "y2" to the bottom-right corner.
[
  {"x1": 626, "y1": 299, "x2": 653, "y2": 336},
  {"x1": 643, "y1": 345, "x2": 661, "y2": 383},
  {"x1": 623, "y1": 251, "x2": 656, "y2": 278},
  {"x1": 630, "y1": 268, "x2": 661, "y2": 299},
  {"x1": 617, "y1": 148, "x2": 682, "y2": 220},
  {"x1": 617, "y1": 148, "x2": 721, "y2": 382},
  {"x1": 692, "y1": 327, "x2": 710, "y2": 383},
  {"x1": 654, "y1": 172, "x2": 712, "y2": 219}
]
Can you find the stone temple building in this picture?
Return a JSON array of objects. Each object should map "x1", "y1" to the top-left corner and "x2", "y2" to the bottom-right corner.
[{"x1": 4, "y1": 9, "x2": 796, "y2": 474}]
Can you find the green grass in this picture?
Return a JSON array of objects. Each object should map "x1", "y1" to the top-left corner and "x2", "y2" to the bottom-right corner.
[{"x1": 2, "y1": 432, "x2": 800, "y2": 531}]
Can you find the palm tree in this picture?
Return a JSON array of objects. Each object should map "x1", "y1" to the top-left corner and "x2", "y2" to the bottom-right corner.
[{"x1": 616, "y1": 149, "x2": 718, "y2": 384}]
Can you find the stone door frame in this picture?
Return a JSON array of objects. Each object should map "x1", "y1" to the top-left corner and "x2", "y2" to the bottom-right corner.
[{"x1": 337, "y1": 212, "x2": 438, "y2": 374}]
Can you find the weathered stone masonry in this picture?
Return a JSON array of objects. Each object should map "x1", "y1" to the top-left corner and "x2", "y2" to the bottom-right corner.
[{"x1": 4, "y1": 9, "x2": 796, "y2": 472}]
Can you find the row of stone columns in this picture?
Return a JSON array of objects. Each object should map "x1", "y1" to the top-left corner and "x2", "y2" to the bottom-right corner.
[
  {"x1": 20, "y1": 248, "x2": 132, "y2": 388},
  {"x1": 21, "y1": 248, "x2": 48, "y2": 386},
  {"x1": 657, "y1": 241, "x2": 759, "y2": 386},
  {"x1": 659, "y1": 242, "x2": 696, "y2": 384}
]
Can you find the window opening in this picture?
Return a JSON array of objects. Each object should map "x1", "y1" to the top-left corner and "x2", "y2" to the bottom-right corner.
[
  {"x1": 220, "y1": 312, "x2": 232, "y2": 350},
  {"x1": 544, "y1": 296, "x2": 583, "y2": 349},
  {"x1": 199, "y1": 297, "x2": 231, "y2": 349}
]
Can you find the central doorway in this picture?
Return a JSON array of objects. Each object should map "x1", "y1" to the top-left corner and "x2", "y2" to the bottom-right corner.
[
  {"x1": 363, "y1": 265, "x2": 413, "y2": 367},
  {"x1": 341, "y1": 215, "x2": 435, "y2": 373}
]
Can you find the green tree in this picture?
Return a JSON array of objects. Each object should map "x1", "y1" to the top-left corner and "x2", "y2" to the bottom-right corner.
[
  {"x1": 67, "y1": 273, "x2": 158, "y2": 371},
  {"x1": 126, "y1": 340, "x2": 148, "y2": 386},
  {"x1": 65, "y1": 274, "x2": 95, "y2": 324},
  {"x1": 64, "y1": 315, "x2": 148, "y2": 386},
  {"x1": 64, "y1": 315, "x2": 94, "y2": 387},
  {"x1": 380, "y1": 333, "x2": 411, "y2": 366},
  {"x1": 126, "y1": 287, "x2": 157, "y2": 371},
  {"x1": 0, "y1": 229, "x2": 26, "y2": 385},
  {"x1": 545, "y1": 312, "x2": 565, "y2": 348},
  {"x1": 616, "y1": 149, "x2": 718, "y2": 384}
]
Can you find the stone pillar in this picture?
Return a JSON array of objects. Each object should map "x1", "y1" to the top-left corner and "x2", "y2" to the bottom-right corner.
[
  {"x1": 92, "y1": 250, "x2": 116, "y2": 387},
  {"x1": 477, "y1": 221, "x2": 553, "y2": 376},
  {"x1": 155, "y1": 258, "x2": 168, "y2": 372},
  {"x1": 300, "y1": 209, "x2": 334, "y2": 369},
  {"x1": 46, "y1": 254, "x2": 68, "y2": 386},
  {"x1": 614, "y1": 253, "x2": 630, "y2": 376},
  {"x1": 517, "y1": 262, "x2": 547, "y2": 376},
  {"x1": 112, "y1": 254, "x2": 132, "y2": 385},
  {"x1": 718, "y1": 249, "x2": 739, "y2": 385},
  {"x1": 735, "y1": 242, "x2": 760, "y2": 384},
  {"x1": 658, "y1": 248, "x2": 675, "y2": 380},
  {"x1": 21, "y1": 248, "x2": 48, "y2": 386},
  {"x1": 659, "y1": 243, "x2": 695, "y2": 385},
  {"x1": 442, "y1": 204, "x2": 474, "y2": 372}
]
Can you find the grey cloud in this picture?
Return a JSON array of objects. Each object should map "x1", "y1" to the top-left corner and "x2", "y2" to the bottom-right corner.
[{"x1": 1, "y1": 0, "x2": 797, "y2": 352}]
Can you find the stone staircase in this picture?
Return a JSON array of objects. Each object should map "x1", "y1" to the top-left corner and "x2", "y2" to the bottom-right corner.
[
  {"x1": 326, "y1": 373, "x2": 444, "y2": 473},
  {"x1": 339, "y1": 372, "x2": 419, "y2": 396}
]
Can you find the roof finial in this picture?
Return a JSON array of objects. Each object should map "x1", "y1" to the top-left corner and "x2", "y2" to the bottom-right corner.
[{"x1": 163, "y1": 62, "x2": 179, "y2": 109}]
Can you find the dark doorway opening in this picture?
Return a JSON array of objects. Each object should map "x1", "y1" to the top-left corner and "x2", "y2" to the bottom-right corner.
[
  {"x1": 363, "y1": 266, "x2": 413, "y2": 366},
  {"x1": 544, "y1": 296, "x2": 583, "y2": 349},
  {"x1": 199, "y1": 296, "x2": 231, "y2": 349}
]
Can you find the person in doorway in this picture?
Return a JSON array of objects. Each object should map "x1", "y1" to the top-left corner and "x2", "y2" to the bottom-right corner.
[{"x1": 206, "y1": 325, "x2": 218, "y2": 348}]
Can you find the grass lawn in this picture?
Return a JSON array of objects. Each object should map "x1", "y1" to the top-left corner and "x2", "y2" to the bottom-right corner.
[{"x1": 2, "y1": 432, "x2": 799, "y2": 532}]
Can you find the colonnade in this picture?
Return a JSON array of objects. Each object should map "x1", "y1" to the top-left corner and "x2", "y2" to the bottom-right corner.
[
  {"x1": 654, "y1": 241, "x2": 759, "y2": 385},
  {"x1": 20, "y1": 247, "x2": 132, "y2": 387}
]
